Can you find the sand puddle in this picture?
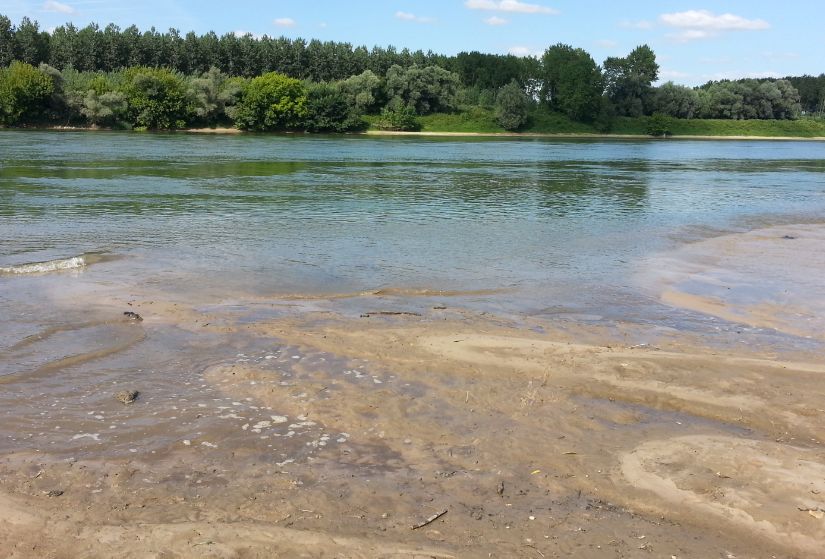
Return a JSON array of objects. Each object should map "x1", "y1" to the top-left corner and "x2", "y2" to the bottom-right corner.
[{"x1": 640, "y1": 223, "x2": 825, "y2": 341}]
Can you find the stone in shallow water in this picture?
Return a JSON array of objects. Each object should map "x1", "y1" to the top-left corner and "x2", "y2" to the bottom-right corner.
[{"x1": 114, "y1": 390, "x2": 140, "y2": 404}]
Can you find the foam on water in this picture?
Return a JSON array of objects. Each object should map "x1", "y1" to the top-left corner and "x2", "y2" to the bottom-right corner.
[{"x1": 0, "y1": 253, "x2": 110, "y2": 275}]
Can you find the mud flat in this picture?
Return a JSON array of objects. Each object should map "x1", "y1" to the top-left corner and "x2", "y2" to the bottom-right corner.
[{"x1": 1, "y1": 282, "x2": 824, "y2": 558}]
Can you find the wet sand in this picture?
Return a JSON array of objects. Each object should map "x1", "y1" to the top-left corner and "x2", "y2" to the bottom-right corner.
[{"x1": 2, "y1": 225, "x2": 825, "y2": 558}]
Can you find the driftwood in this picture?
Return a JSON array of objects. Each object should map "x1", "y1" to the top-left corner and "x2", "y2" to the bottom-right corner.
[
  {"x1": 360, "y1": 311, "x2": 422, "y2": 318},
  {"x1": 411, "y1": 509, "x2": 448, "y2": 530}
]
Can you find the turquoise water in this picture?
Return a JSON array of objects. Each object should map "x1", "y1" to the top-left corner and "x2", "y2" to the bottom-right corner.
[{"x1": 2, "y1": 131, "x2": 825, "y2": 321}]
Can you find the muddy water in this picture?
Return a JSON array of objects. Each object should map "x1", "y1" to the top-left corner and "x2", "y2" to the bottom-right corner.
[{"x1": 2, "y1": 131, "x2": 825, "y2": 557}]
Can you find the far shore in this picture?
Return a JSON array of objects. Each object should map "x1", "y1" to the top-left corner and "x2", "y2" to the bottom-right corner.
[
  {"x1": 5, "y1": 125, "x2": 825, "y2": 141},
  {"x1": 364, "y1": 130, "x2": 825, "y2": 141}
]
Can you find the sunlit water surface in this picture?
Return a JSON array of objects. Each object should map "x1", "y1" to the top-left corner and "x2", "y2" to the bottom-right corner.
[{"x1": 1, "y1": 131, "x2": 824, "y2": 458}]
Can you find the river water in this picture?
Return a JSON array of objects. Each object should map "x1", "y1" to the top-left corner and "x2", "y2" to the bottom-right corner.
[
  {"x1": 1, "y1": 130, "x2": 824, "y2": 458},
  {"x1": 3, "y1": 132, "x2": 824, "y2": 301}
]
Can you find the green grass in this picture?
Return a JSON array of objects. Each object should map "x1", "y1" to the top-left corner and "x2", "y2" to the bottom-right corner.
[
  {"x1": 521, "y1": 110, "x2": 598, "y2": 134},
  {"x1": 366, "y1": 107, "x2": 825, "y2": 138},
  {"x1": 417, "y1": 107, "x2": 505, "y2": 133},
  {"x1": 616, "y1": 116, "x2": 825, "y2": 138},
  {"x1": 362, "y1": 109, "x2": 505, "y2": 133}
]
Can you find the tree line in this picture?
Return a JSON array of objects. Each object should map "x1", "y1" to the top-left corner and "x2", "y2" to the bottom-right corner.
[
  {"x1": 0, "y1": 13, "x2": 818, "y2": 133},
  {"x1": 0, "y1": 15, "x2": 536, "y2": 89}
]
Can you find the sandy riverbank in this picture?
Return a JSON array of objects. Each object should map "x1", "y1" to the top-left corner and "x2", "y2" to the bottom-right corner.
[
  {"x1": 2, "y1": 224, "x2": 825, "y2": 558},
  {"x1": 2, "y1": 302, "x2": 824, "y2": 556},
  {"x1": 7, "y1": 125, "x2": 824, "y2": 141}
]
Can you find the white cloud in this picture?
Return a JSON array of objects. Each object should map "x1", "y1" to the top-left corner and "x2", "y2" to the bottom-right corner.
[
  {"x1": 43, "y1": 0, "x2": 75, "y2": 14},
  {"x1": 273, "y1": 18, "x2": 296, "y2": 28},
  {"x1": 667, "y1": 29, "x2": 712, "y2": 43},
  {"x1": 319, "y1": 22, "x2": 328, "y2": 28},
  {"x1": 395, "y1": 11, "x2": 434, "y2": 23},
  {"x1": 595, "y1": 39, "x2": 618, "y2": 48},
  {"x1": 484, "y1": 16, "x2": 509, "y2": 25},
  {"x1": 508, "y1": 46, "x2": 543, "y2": 57},
  {"x1": 619, "y1": 19, "x2": 653, "y2": 30},
  {"x1": 466, "y1": 0, "x2": 558, "y2": 15},
  {"x1": 660, "y1": 10, "x2": 769, "y2": 31}
]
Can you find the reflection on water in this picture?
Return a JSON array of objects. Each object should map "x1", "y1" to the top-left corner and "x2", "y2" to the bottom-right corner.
[{"x1": 3, "y1": 133, "x2": 824, "y2": 299}]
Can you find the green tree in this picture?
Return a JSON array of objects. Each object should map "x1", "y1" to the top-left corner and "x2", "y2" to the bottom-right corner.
[
  {"x1": 121, "y1": 67, "x2": 194, "y2": 129},
  {"x1": 233, "y1": 71, "x2": 307, "y2": 131},
  {"x1": 541, "y1": 44, "x2": 603, "y2": 122},
  {"x1": 338, "y1": 69, "x2": 382, "y2": 114},
  {"x1": 303, "y1": 82, "x2": 364, "y2": 132},
  {"x1": 0, "y1": 15, "x2": 16, "y2": 67},
  {"x1": 189, "y1": 66, "x2": 239, "y2": 125},
  {"x1": 495, "y1": 80, "x2": 529, "y2": 130},
  {"x1": 652, "y1": 82, "x2": 699, "y2": 119},
  {"x1": 385, "y1": 64, "x2": 459, "y2": 115},
  {"x1": 100, "y1": 24, "x2": 127, "y2": 71},
  {"x1": 603, "y1": 45, "x2": 659, "y2": 116},
  {"x1": 773, "y1": 79, "x2": 801, "y2": 119},
  {"x1": 15, "y1": 17, "x2": 49, "y2": 66},
  {"x1": 697, "y1": 82, "x2": 744, "y2": 119},
  {"x1": 49, "y1": 24, "x2": 79, "y2": 69},
  {"x1": 0, "y1": 61, "x2": 55, "y2": 125},
  {"x1": 81, "y1": 90, "x2": 127, "y2": 126}
]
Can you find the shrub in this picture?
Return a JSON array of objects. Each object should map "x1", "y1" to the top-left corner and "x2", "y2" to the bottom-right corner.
[
  {"x1": 121, "y1": 67, "x2": 194, "y2": 129},
  {"x1": 646, "y1": 113, "x2": 674, "y2": 137},
  {"x1": 0, "y1": 61, "x2": 54, "y2": 125},
  {"x1": 233, "y1": 72, "x2": 307, "y2": 131},
  {"x1": 375, "y1": 106, "x2": 420, "y2": 131},
  {"x1": 495, "y1": 81, "x2": 529, "y2": 131},
  {"x1": 304, "y1": 83, "x2": 365, "y2": 132}
]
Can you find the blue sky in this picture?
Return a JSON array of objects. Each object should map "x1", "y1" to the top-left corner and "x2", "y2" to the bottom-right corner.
[{"x1": 2, "y1": 0, "x2": 823, "y2": 85}]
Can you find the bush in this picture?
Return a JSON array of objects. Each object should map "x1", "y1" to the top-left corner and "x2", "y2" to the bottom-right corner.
[
  {"x1": 81, "y1": 90, "x2": 128, "y2": 126},
  {"x1": 233, "y1": 72, "x2": 307, "y2": 131},
  {"x1": 0, "y1": 61, "x2": 54, "y2": 125},
  {"x1": 304, "y1": 83, "x2": 365, "y2": 132},
  {"x1": 375, "y1": 106, "x2": 420, "y2": 131},
  {"x1": 646, "y1": 113, "x2": 674, "y2": 137},
  {"x1": 495, "y1": 81, "x2": 529, "y2": 131},
  {"x1": 121, "y1": 67, "x2": 194, "y2": 129},
  {"x1": 385, "y1": 64, "x2": 460, "y2": 115}
]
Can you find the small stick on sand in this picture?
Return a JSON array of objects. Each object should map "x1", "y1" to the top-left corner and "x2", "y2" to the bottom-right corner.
[{"x1": 411, "y1": 509, "x2": 448, "y2": 530}]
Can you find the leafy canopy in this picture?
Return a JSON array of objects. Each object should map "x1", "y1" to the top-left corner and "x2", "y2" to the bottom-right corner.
[{"x1": 233, "y1": 71, "x2": 308, "y2": 131}]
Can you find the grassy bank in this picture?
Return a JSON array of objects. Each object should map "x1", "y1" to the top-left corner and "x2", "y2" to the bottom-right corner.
[
  {"x1": 369, "y1": 108, "x2": 825, "y2": 138},
  {"x1": 611, "y1": 116, "x2": 825, "y2": 137}
]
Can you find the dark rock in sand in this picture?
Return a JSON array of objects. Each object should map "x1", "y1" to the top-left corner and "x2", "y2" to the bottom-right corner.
[
  {"x1": 115, "y1": 390, "x2": 140, "y2": 404},
  {"x1": 123, "y1": 311, "x2": 143, "y2": 321}
]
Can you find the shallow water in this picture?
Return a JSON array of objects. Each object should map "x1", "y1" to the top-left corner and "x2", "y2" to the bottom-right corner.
[
  {"x1": 3, "y1": 132, "x2": 824, "y2": 304},
  {"x1": 2, "y1": 131, "x2": 825, "y2": 459}
]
